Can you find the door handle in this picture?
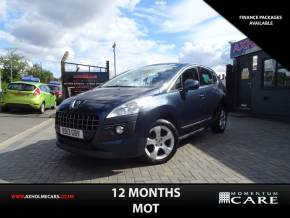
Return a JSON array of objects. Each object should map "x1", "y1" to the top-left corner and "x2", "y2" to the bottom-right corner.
[{"x1": 199, "y1": 93, "x2": 206, "y2": 99}]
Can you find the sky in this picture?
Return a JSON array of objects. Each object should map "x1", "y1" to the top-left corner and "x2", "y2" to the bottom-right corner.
[{"x1": 0, "y1": 0, "x2": 245, "y2": 78}]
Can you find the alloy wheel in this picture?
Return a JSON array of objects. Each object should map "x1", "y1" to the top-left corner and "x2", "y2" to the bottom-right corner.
[
  {"x1": 145, "y1": 125, "x2": 175, "y2": 161},
  {"x1": 219, "y1": 109, "x2": 227, "y2": 130},
  {"x1": 40, "y1": 104, "x2": 45, "y2": 113}
]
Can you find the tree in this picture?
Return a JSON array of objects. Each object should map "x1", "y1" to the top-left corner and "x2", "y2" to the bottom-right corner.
[
  {"x1": 0, "y1": 49, "x2": 58, "y2": 85},
  {"x1": 26, "y1": 64, "x2": 56, "y2": 83},
  {"x1": 0, "y1": 49, "x2": 29, "y2": 83}
]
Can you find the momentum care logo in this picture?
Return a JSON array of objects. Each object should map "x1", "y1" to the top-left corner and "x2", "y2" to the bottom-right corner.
[{"x1": 218, "y1": 191, "x2": 278, "y2": 205}]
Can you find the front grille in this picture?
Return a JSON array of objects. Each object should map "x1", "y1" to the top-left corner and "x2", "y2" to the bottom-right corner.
[{"x1": 56, "y1": 111, "x2": 99, "y2": 131}]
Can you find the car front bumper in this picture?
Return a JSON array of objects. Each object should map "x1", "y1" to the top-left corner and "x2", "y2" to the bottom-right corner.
[{"x1": 55, "y1": 114, "x2": 148, "y2": 159}]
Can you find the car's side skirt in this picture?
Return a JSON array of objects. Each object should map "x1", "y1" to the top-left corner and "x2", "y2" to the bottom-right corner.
[
  {"x1": 180, "y1": 117, "x2": 212, "y2": 130},
  {"x1": 179, "y1": 127, "x2": 205, "y2": 140}
]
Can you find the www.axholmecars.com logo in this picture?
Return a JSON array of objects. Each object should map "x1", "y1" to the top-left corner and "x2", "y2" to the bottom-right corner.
[{"x1": 218, "y1": 191, "x2": 279, "y2": 205}]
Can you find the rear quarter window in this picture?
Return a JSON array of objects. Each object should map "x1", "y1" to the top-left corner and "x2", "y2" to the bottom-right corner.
[
  {"x1": 212, "y1": 71, "x2": 218, "y2": 83},
  {"x1": 40, "y1": 85, "x2": 50, "y2": 92}
]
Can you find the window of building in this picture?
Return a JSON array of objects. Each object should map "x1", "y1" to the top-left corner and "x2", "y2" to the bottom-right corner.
[
  {"x1": 263, "y1": 59, "x2": 290, "y2": 88},
  {"x1": 277, "y1": 63, "x2": 290, "y2": 88},
  {"x1": 263, "y1": 59, "x2": 276, "y2": 88},
  {"x1": 253, "y1": 55, "x2": 258, "y2": 70}
]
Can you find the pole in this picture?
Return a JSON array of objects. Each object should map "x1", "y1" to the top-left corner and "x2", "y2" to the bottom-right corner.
[
  {"x1": 106, "y1": 61, "x2": 110, "y2": 79},
  {"x1": 10, "y1": 59, "x2": 13, "y2": 82},
  {"x1": 61, "y1": 51, "x2": 69, "y2": 99},
  {"x1": 112, "y1": 42, "x2": 116, "y2": 77},
  {"x1": 114, "y1": 49, "x2": 116, "y2": 77},
  {"x1": 0, "y1": 68, "x2": 2, "y2": 92}
]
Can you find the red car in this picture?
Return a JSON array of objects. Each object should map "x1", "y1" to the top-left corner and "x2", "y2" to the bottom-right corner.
[{"x1": 47, "y1": 83, "x2": 63, "y2": 104}]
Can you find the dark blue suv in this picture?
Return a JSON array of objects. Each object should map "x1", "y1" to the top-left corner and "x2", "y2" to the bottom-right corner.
[{"x1": 55, "y1": 63, "x2": 227, "y2": 164}]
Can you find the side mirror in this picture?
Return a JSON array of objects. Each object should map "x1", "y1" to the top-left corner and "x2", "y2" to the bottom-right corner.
[{"x1": 184, "y1": 79, "x2": 200, "y2": 91}]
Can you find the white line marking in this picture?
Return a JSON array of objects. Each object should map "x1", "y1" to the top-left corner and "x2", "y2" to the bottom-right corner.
[{"x1": 0, "y1": 118, "x2": 54, "y2": 150}]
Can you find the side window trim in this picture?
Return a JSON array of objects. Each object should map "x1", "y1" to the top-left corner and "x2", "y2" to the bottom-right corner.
[{"x1": 169, "y1": 74, "x2": 183, "y2": 92}]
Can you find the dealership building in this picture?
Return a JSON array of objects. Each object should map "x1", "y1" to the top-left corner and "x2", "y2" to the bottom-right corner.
[{"x1": 226, "y1": 38, "x2": 290, "y2": 118}]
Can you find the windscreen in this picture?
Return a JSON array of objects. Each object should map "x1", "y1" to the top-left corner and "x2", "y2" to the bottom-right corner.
[
  {"x1": 102, "y1": 64, "x2": 183, "y2": 88},
  {"x1": 8, "y1": 83, "x2": 36, "y2": 91}
]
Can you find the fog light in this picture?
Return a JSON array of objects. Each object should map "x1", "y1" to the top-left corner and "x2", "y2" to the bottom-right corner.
[{"x1": 115, "y1": 125, "x2": 125, "y2": 134}]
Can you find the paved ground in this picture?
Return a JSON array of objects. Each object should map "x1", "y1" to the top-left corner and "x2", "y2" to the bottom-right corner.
[
  {"x1": 0, "y1": 115, "x2": 290, "y2": 183},
  {"x1": 0, "y1": 108, "x2": 55, "y2": 142}
]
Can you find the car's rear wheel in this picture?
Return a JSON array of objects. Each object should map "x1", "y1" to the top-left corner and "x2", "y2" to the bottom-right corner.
[
  {"x1": 211, "y1": 107, "x2": 227, "y2": 133},
  {"x1": 143, "y1": 119, "x2": 178, "y2": 164},
  {"x1": 38, "y1": 103, "x2": 45, "y2": 114}
]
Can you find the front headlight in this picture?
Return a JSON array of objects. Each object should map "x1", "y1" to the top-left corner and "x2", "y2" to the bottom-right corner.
[{"x1": 107, "y1": 100, "x2": 140, "y2": 118}]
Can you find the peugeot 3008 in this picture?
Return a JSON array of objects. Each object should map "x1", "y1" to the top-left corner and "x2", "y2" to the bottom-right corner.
[{"x1": 55, "y1": 63, "x2": 227, "y2": 164}]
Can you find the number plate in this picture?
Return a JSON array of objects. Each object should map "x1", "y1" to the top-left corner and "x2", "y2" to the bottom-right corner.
[
  {"x1": 14, "y1": 93, "x2": 26, "y2": 96},
  {"x1": 60, "y1": 126, "x2": 84, "y2": 139}
]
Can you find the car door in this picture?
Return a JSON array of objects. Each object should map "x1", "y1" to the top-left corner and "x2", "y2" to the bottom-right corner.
[
  {"x1": 39, "y1": 85, "x2": 51, "y2": 108},
  {"x1": 168, "y1": 67, "x2": 206, "y2": 134},
  {"x1": 45, "y1": 85, "x2": 55, "y2": 107},
  {"x1": 198, "y1": 67, "x2": 220, "y2": 118}
]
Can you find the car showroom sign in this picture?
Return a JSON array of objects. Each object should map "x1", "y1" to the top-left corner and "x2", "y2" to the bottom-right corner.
[
  {"x1": 219, "y1": 191, "x2": 279, "y2": 205},
  {"x1": 230, "y1": 38, "x2": 261, "y2": 58}
]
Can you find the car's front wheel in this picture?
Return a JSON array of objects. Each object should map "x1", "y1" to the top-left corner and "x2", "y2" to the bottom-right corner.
[{"x1": 143, "y1": 119, "x2": 178, "y2": 164}]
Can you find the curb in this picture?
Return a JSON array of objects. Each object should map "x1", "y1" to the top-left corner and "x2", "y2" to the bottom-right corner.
[{"x1": 0, "y1": 118, "x2": 54, "y2": 150}]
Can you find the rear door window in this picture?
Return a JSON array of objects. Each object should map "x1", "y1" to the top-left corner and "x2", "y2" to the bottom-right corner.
[
  {"x1": 198, "y1": 68, "x2": 214, "y2": 86},
  {"x1": 8, "y1": 83, "x2": 36, "y2": 91}
]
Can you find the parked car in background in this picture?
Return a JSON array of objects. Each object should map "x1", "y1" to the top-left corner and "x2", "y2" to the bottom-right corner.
[
  {"x1": 0, "y1": 81, "x2": 56, "y2": 114},
  {"x1": 47, "y1": 81, "x2": 63, "y2": 104},
  {"x1": 55, "y1": 63, "x2": 227, "y2": 164}
]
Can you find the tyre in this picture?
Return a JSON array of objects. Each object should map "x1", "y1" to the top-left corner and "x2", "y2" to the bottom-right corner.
[
  {"x1": 143, "y1": 119, "x2": 178, "y2": 164},
  {"x1": 1, "y1": 106, "x2": 8, "y2": 112},
  {"x1": 38, "y1": 103, "x2": 45, "y2": 114},
  {"x1": 51, "y1": 101, "x2": 57, "y2": 109},
  {"x1": 211, "y1": 107, "x2": 227, "y2": 133}
]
